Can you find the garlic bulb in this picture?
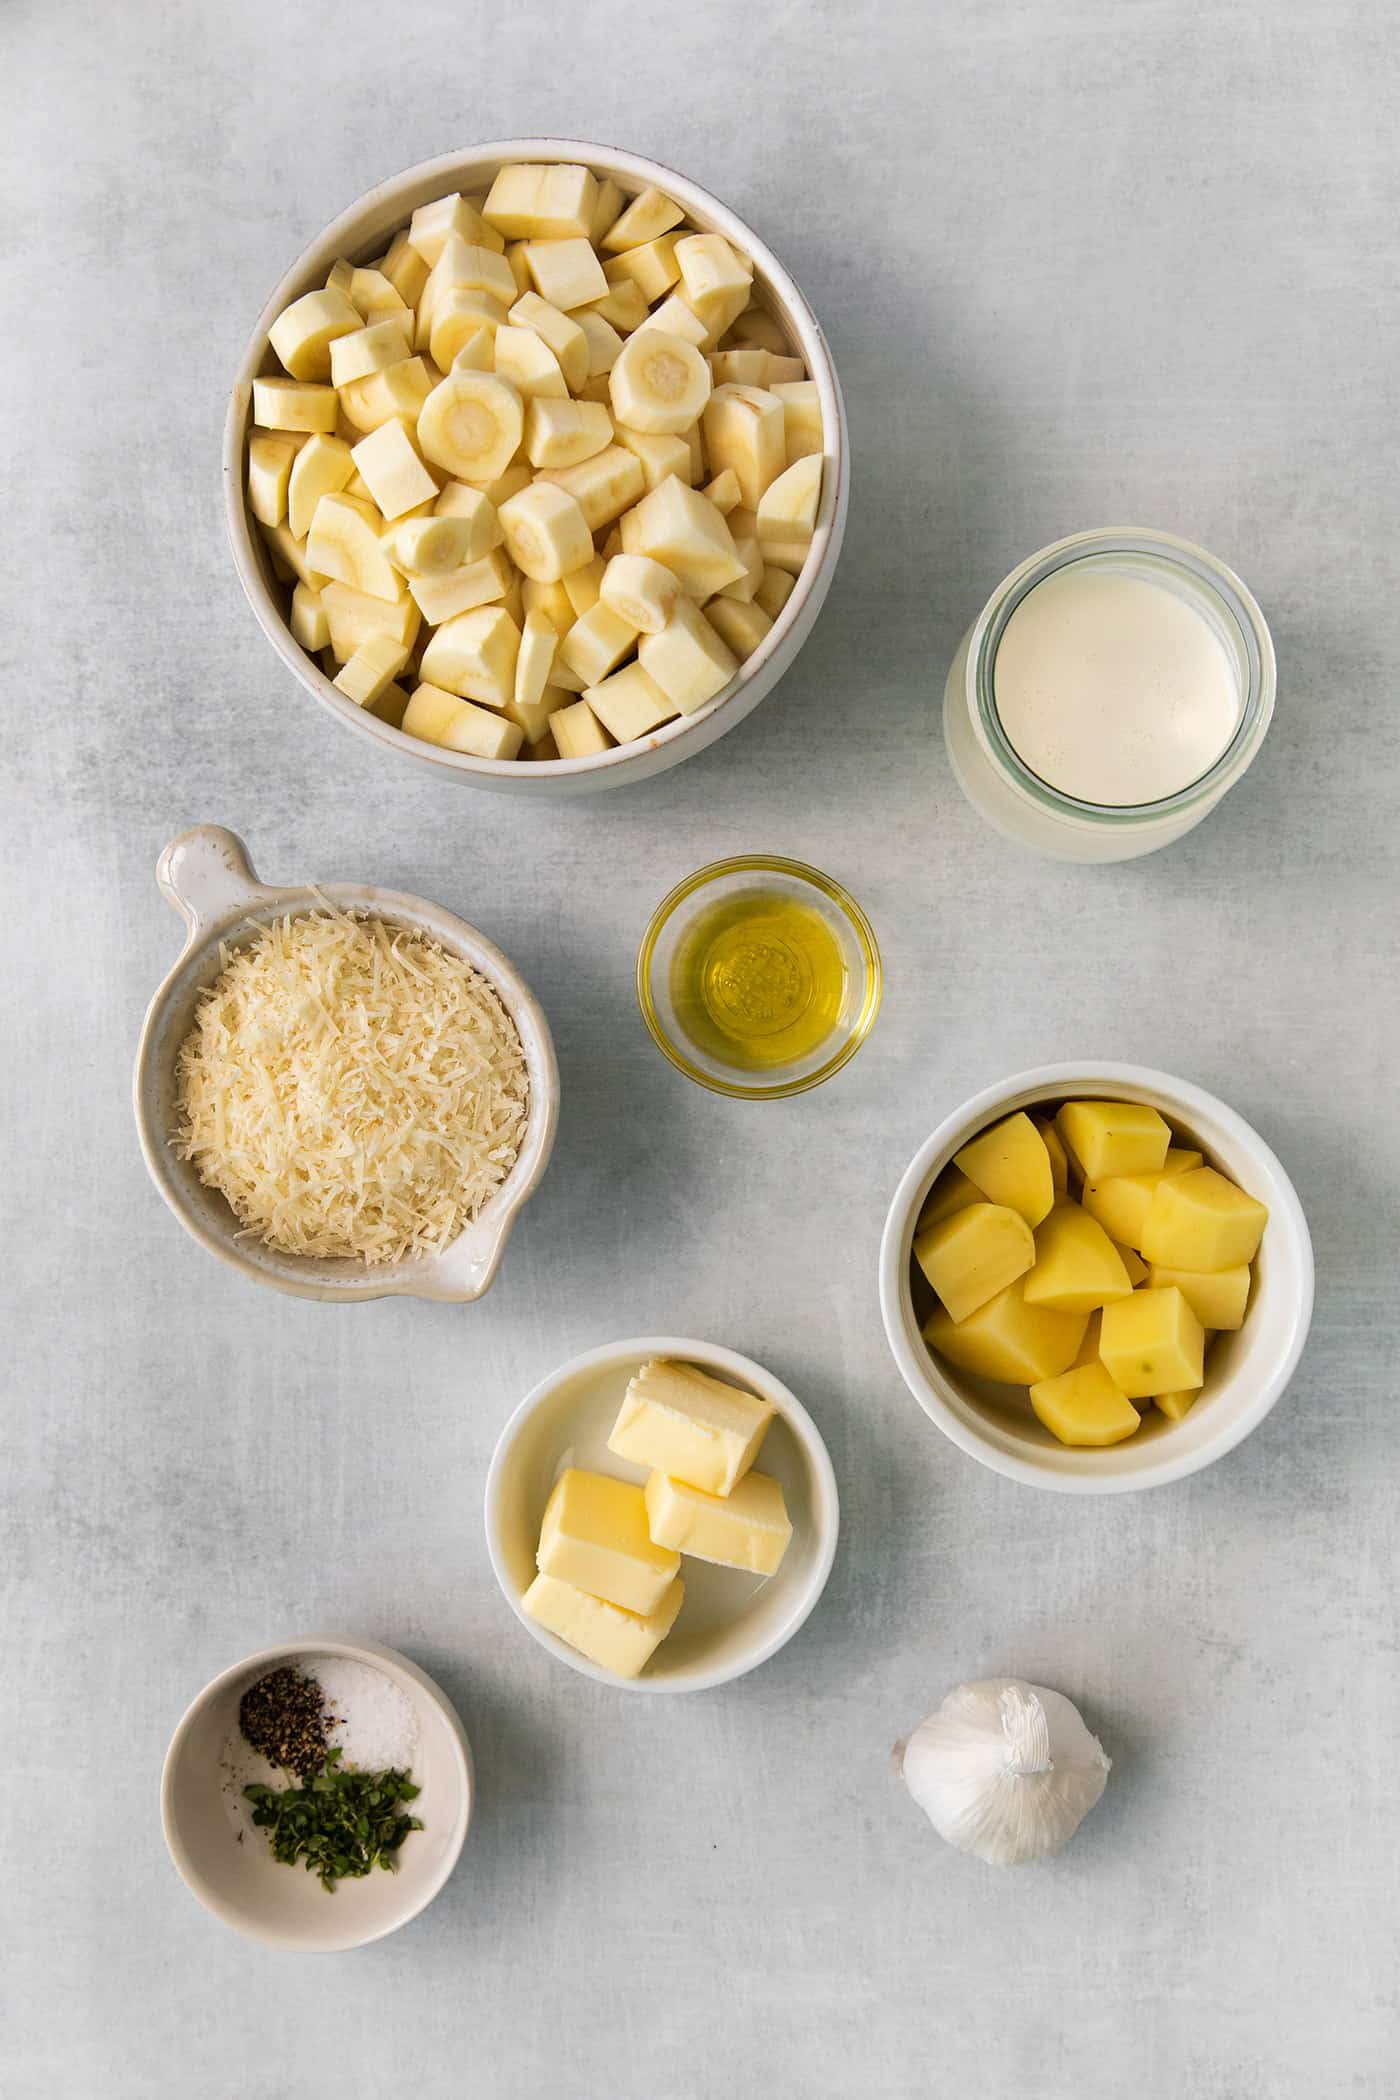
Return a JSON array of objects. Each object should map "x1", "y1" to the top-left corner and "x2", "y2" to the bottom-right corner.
[{"x1": 897, "y1": 1680, "x2": 1110, "y2": 1866}]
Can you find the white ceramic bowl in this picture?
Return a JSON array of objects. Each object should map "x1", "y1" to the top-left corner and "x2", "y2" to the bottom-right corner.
[
  {"x1": 226, "y1": 137, "x2": 849, "y2": 795},
  {"x1": 134, "y1": 825, "x2": 558, "y2": 1301},
  {"x1": 879, "y1": 1063, "x2": 1313, "y2": 1493},
  {"x1": 485, "y1": 1337, "x2": 839, "y2": 1691},
  {"x1": 160, "y1": 1637, "x2": 473, "y2": 1952}
]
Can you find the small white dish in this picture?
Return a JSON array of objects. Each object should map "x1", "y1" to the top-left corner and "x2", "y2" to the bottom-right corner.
[
  {"x1": 485, "y1": 1337, "x2": 839, "y2": 1691},
  {"x1": 225, "y1": 137, "x2": 848, "y2": 796},
  {"x1": 879, "y1": 1063, "x2": 1314, "y2": 1493},
  {"x1": 133, "y1": 826, "x2": 559, "y2": 1301},
  {"x1": 160, "y1": 1637, "x2": 473, "y2": 1952}
]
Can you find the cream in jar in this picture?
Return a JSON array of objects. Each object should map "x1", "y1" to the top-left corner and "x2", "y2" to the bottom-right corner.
[
  {"x1": 941, "y1": 530, "x2": 1276, "y2": 864},
  {"x1": 991, "y1": 562, "x2": 1242, "y2": 805}
]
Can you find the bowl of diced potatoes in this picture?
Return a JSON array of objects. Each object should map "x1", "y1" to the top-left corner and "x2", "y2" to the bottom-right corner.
[
  {"x1": 226, "y1": 139, "x2": 847, "y2": 793},
  {"x1": 879, "y1": 1064, "x2": 1313, "y2": 1492}
]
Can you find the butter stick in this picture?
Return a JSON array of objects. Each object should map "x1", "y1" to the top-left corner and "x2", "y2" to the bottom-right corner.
[
  {"x1": 608, "y1": 1359, "x2": 774, "y2": 1496},
  {"x1": 536, "y1": 1468, "x2": 679, "y2": 1615},
  {"x1": 644, "y1": 1468, "x2": 792, "y2": 1575},
  {"x1": 523, "y1": 1571, "x2": 684, "y2": 1679}
]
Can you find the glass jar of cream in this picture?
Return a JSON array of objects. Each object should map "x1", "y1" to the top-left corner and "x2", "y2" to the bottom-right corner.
[{"x1": 943, "y1": 528, "x2": 1276, "y2": 863}]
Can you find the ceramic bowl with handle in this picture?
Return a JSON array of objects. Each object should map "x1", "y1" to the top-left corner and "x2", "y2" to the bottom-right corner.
[
  {"x1": 225, "y1": 137, "x2": 848, "y2": 795},
  {"x1": 879, "y1": 1063, "x2": 1313, "y2": 1493},
  {"x1": 133, "y1": 825, "x2": 558, "y2": 1301}
]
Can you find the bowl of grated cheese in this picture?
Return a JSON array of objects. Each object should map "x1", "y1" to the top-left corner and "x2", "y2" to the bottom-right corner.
[{"x1": 134, "y1": 825, "x2": 559, "y2": 1301}]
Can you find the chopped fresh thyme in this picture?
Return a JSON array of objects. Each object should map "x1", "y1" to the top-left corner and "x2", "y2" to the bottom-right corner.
[{"x1": 244, "y1": 1748, "x2": 422, "y2": 1891}]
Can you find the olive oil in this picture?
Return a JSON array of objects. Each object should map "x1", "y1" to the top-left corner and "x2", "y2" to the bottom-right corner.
[{"x1": 669, "y1": 890, "x2": 848, "y2": 1070}]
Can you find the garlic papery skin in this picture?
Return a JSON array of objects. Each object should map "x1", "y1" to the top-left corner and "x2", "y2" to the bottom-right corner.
[{"x1": 898, "y1": 1680, "x2": 1110, "y2": 1866}]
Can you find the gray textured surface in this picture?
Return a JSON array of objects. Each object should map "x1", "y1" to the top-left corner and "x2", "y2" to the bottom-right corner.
[{"x1": 5, "y1": 1, "x2": 1398, "y2": 2093}]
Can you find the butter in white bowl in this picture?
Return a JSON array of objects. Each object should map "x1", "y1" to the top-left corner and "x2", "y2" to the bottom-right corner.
[
  {"x1": 485, "y1": 1337, "x2": 838, "y2": 1692},
  {"x1": 606, "y1": 1356, "x2": 775, "y2": 1493}
]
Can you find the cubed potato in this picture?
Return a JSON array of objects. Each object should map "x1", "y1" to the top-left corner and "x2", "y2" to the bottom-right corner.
[
  {"x1": 1029, "y1": 1361, "x2": 1142, "y2": 1448},
  {"x1": 1139, "y1": 1168, "x2": 1269, "y2": 1272},
  {"x1": 1081, "y1": 1172, "x2": 1168, "y2": 1252},
  {"x1": 1154, "y1": 1390, "x2": 1199, "y2": 1422},
  {"x1": 915, "y1": 1166, "x2": 982, "y2": 1234},
  {"x1": 1023, "y1": 1201, "x2": 1133, "y2": 1313},
  {"x1": 953, "y1": 1111, "x2": 1055, "y2": 1227},
  {"x1": 1164, "y1": 1147, "x2": 1204, "y2": 1175},
  {"x1": 1071, "y1": 1309, "x2": 1103, "y2": 1368},
  {"x1": 1056, "y1": 1100, "x2": 1172, "y2": 1182},
  {"x1": 912, "y1": 1201, "x2": 1035, "y2": 1324},
  {"x1": 923, "y1": 1281, "x2": 1086, "y2": 1386},
  {"x1": 1115, "y1": 1241, "x2": 1150, "y2": 1286},
  {"x1": 1032, "y1": 1117, "x2": 1071, "y2": 1195},
  {"x1": 1146, "y1": 1261, "x2": 1250, "y2": 1330},
  {"x1": 1099, "y1": 1286, "x2": 1205, "y2": 1400}
]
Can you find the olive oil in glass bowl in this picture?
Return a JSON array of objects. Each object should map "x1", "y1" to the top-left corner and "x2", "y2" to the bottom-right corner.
[{"x1": 636, "y1": 857, "x2": 881, "y2": 1099}]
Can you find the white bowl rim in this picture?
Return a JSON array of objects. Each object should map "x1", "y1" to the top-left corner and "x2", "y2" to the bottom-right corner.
[
  {"x1": 159, "y1": 1634, "x2": 474, "y2": 1952},
  {"x1": 225, "y1": 135, "x2": 848, "y2": 789},
  {"x1": 483, "y1": 1334, "x2": 840, "y2": 1692},
  {"x1": 878, "y1": 1061, "x2": 1315, "y2": 1494},
  {"x1": 133, "y1": 825, "x2": 559, "y2": 1302}
]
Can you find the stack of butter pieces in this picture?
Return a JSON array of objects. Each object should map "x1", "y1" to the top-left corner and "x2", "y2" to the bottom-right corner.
[{"x1": 522, "y1": 1360, "x2": 793, "y2": 1678}]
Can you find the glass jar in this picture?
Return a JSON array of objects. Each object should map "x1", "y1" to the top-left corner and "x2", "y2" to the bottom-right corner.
[{"x1": 943, "y1": 528, "x2": 1276, "y2": 863}]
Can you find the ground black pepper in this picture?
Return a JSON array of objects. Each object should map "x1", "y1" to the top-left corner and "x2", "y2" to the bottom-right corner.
[{"x1": 238, "y1": 1665, "x2": 337, "y2": 1779}]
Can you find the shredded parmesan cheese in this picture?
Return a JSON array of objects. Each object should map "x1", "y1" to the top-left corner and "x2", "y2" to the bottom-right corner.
[{"x1": 174, "y1": 906, "x2": 529, "y2": 1264}]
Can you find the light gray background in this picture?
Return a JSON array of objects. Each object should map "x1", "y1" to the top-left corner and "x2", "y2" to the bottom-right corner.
[{"x1": 5, "y1": 0, "x2": 1397, "y2": 2093}]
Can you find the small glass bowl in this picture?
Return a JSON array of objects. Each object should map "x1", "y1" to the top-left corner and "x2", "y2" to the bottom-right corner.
[{"x1": 636, "y1": 855, "x2": 882, "y2": 1099}]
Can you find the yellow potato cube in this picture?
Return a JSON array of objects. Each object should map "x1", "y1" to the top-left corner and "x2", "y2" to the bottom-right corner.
[
  {"x1": 1154, "y1": 1390, "x2": 1199, "y2": 1422},
  {"x1": 1071, "y1": 1309, "x2": 1103, "y2": 1368},
  {"x1": 915, "y1": 1165, "x2": 982, "y2": 1233},
  {"x1": 1146, "y1": 1261, "x2": 1251, "y2": 1330},
  {"x1": 1164, "y1": 1146, "x2": 1204, "y2": 1175},
  {"x1": 953, "y1": 1111, "x2": 1055, "y2": 1227},
  {"x1": 913, "y1": 1202, "x2": 1035, "y2": 1324},
  {"x1": 1056, "y1": 1100, "x2": 1172, "y2": 1182},
  {"x1": 924, "y1": 1281, "x2": 1086, "y2": 1386},
  {"x1": 1029, "y1": 1361, "x2": 1142, "y2": 1447},
  {"x1": 1139, "y1": 1168, "x2": 1269, "y2": 1272},
  {"x1": 1115, "y1": 1241, "x2": 1150, "y2": 1286},
  {"x1": 1098, "y1": 1287, "x2": 1205, "y2": 1400},
  {"x1": 1081, "y1": 1172, "x2": 1167, "y2": 1252},
  {"x1": 1023, "y1": 1201, "x2": 1133, "y2": 1313},
  {"x1": 1033, "y1": 1117, "x2": 1071, "y2": 1195}
]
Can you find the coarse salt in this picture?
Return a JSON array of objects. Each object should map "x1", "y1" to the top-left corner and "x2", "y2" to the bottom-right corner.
[{"x1": 303, "y1": 1655, "x2": 420, "y2": 1773}]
